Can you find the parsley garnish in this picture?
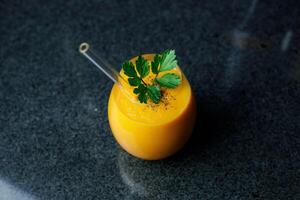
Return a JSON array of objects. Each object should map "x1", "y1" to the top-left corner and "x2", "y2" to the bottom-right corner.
[
  {"x1": 159, "y1": 50, "x2": 177, "y2": 72},
  {"x1": 122, "y1": 50, "x2": 181, "y2": 104},
  {"x1": 155, "y1": 73, "x2": 181, "y2": 88}
]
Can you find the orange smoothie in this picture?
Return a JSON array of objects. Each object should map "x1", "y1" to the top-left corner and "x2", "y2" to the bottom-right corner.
[{"x1": 108, "y1": 54, "x2": 197, "y2": 160}]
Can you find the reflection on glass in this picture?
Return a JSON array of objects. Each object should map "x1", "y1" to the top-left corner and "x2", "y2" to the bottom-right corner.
[
  {"x1": 118, "y1": 151, "x2": 151, "y2": 198},
  {"x1": 281, "y1": 30, "x2": 293, "y2": 52},
  {"x1": 0, "y1": 178, "x2": 37, "y2": 200},
  {"x1": 223, "y1": 0, "x2": 260, "y2": 91},
  {"x1": 238, "y1": 0, "x2": 259, "y2": 30},
  {"x1": 117, "y1": 151, "x2": 182, "y2": 199}
]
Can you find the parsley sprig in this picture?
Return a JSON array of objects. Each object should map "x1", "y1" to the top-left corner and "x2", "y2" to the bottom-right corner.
[{"x1": 122, "y1": 50, "x2": 181, "y2": 104}]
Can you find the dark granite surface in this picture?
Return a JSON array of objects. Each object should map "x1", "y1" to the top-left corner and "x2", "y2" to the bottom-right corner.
[{"x1": 1, "y1": 0, "x2": 300, "y2": 199}]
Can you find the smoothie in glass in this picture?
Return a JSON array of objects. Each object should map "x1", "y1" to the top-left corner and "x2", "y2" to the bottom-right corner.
[{"x1": 108, "y1": 54, "x2": 196, "y2": 160}]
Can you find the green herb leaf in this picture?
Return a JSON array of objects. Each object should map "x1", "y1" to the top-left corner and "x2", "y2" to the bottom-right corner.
[
  {"x1": 147, "y1": 85, "x2": 161, "y2": 104},
  {"x1": 133, "y1": 84, "x2": 146, "y2": 94},
  {"x1": 136, "y1": 56, "x2": 150, "y2": 78},
  {"x1": 133, "y1": 88, "x2": 140, "y2": 94},
  {"x1": 122, "y1": 50, "x2": 181, "y2": 104},
  {"x1": 155, "y1": 73, "x2": 181, "y2": 88},
  {"x1": 128, "y1": 77, "x2": 141, "y2": 86},
  {"x1": 159, "y1": 50, "x2": 177, "y2": 72},
  {"x1": 151, "y1": 54, "x2": 161, "y2": 74},
  {"x1": 138, "y1": 88, "x2": 148, "y2": 104},
  {"x1": 134, "y1": 84, "x2": 148, "y2": 103},
  {"x1": 122, "y1": 61, "x2": 137, "y2": 77}
]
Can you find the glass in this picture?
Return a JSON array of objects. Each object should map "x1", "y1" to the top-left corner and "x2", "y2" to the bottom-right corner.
[{"x1": 79, "y1": 43, "x2": 197, "y2": 160}]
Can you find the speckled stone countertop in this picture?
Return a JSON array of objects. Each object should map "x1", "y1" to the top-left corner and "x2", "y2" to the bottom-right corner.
[{"x1": 0, "y1": 0, "x2": 300, "y2": 199}]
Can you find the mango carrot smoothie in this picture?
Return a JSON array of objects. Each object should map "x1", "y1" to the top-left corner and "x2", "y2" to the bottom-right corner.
[{"x1": 108, "y1": 54, "x2": 196, "y2": 160}]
